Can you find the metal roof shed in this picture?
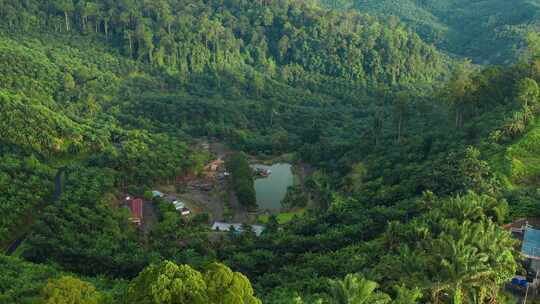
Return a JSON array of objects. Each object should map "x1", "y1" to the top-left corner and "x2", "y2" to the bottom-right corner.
[
  {"x1": 129, "y1": 198, "x2": 143, "y2": 225},
  {"x1": 211, "y1": 222, "x2": 265, "y2": 236},
  {"x1": 522, "y1": 228, "x2": 540, "y2": 259}
]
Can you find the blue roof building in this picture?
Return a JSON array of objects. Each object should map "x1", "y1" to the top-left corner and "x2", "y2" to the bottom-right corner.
[{"x1": 522, "y1": 228, "x2": 540, "y2": 260}]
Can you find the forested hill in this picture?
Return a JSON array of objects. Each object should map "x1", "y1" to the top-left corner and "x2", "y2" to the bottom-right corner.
[
  {"x1": 0, "y1": 0, "x2": 448, "y2": 85},
  {"x1": 321, "y1": 0, "x2": 540, "y2": 64},
  {"x1": 0, "y1": 1, "x2": 451, "y2": 302},
  {"x1": 4, "y1": 0, "x2": 540, "y2": 303}
]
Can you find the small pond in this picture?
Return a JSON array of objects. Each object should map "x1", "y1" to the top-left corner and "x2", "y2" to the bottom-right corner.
[{"x1": 253, "y1": 163, "x2": 294, "y2": 211}]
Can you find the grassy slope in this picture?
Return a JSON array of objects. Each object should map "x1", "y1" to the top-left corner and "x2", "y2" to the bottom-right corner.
[
  {"x1": 491, "y1": 119, "x2": 540, "y2": 184},
  {"x1": 488, "y1": 119, "x2": 540, "y2": 217}
]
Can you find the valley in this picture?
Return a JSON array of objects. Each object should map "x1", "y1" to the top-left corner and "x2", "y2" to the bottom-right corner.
[{"x1": 1, "y1": 0, "x2": 540, "y2": 303}]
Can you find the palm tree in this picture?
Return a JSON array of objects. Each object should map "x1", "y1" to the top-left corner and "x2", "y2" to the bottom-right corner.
[
  {"x1": 504, "y1": 111, "x2": 526, "y2": 137},
  {"x1": 431, "y1": 234, "x2": 490, "y2": 303},
  {"x1": 445, "y1": 61, "x2": 474, "y2": 128},
  {"x1": 516, "y1": 77, "x2": 539, "y2": 110},
  {"x1": 52, "y1": 0, "x2": 74, "y2": 31},
  {"x1": 393, "y1": 285, "x2": 422, "y2": 304},
  {"x1": 327, "y1": 274, "x2": 390, "y2": 304},
  {"x1": 430, "y1": 220, "x2": 516, "y2": 304}
]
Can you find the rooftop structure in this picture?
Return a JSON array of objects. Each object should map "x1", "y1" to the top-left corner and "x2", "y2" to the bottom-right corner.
[
  {"x1": 152, "y1": 190, "x2": 164, "y2": 198},
  {"x1": 211, "y1": 222, "x2": 265, "y2": 236},
  {"x1": 505, "y1": 218, "x2": 540, "y2": 232},
  {"x1": 129, "y1": 198, "x2": 143, "y2": 226},
  {"x1": 522, "y1": 228, "x2": 540, "y2": 260},
  {"x1": 170, "y1": 199, "x2": 190, "y2": 216},
  {"x1": 173, "y1": 200, "x2": 185, "y2": 210}
]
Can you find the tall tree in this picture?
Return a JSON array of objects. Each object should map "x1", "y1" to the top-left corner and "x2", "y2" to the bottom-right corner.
[
  {"x1": 204, "y1": 263, "x2": 262, "y2": 304},
  {"x1": 373, "y1": 87, "x2": 389, "y2": 146},
  {"x1": 393, "y1": 91, "x2": 409, "y2": 144},
  {"x1": 392, "y1": 285, "x2": 422, "y2": 304},
  {"x1": 446, "y1": 61, "x2": 474, "y2": 128},
  {"x1": 515, "y1": 77, "x2": 539, "y2": 110},
  {"x1": 53, "y1": 0, "x2": 74, "y2": 31},
  {"x1": 126, "y1": 261, "x2": 209, "y2": 304},
  {"x1": 126, "y1": 261, "x2": 261, "y2": 304},
  {"x1": 42, "y1": 276, "x2": 101, "y2": 304}
]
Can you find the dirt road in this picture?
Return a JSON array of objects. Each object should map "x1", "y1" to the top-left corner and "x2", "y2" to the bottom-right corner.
[{"x1": 178, "y1": 189, "x2": 224, "y2": 222}]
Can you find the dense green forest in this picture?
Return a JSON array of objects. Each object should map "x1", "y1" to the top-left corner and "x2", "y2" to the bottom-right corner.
[
  {"x1": 226, "y1": 152, "x2": 257, "y2": 208},
  {"x1": 321, "y1": 0, "x2": 540, "y2": 64},
  {"x1": 1, "y1": 0, "x2": 540, "y2": 303}
]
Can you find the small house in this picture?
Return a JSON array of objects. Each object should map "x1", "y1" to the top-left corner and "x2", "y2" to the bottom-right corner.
[
  {"x1": 173, "y1": 200, "x2": 185, "y2": 210},
  {"x1": 129, "y1": 198, "x2": 144, "y2": 226},
  {"x1": 504, "y1": 218, "x2": 540, "y2": 234},
  {"x1": 172, "y1": 200, "x2": 191, "y2": 216},
  {"x1": 505, "y1": 219, "x2": 540, "y2": 290},
  {"x1": 523, "y1": 228, "x2": 540, "y2": 258}
]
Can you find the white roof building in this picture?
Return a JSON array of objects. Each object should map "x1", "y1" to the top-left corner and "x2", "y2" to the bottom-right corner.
[
  {"x1": 211, "y1": 222, "x2": 265, "y2": 236},
  {"x1": 173, "y1": 200, "x2": 185, "y2": 210},
  {"x1": 152, "y1": 190, "x2": 164, "y2": 198}
]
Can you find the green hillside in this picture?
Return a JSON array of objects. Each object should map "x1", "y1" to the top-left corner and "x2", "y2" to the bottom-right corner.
[
  {"x1": 323, "y1": 0, "x2": 540, "y2": 64},
  {"x1": 1, "y1": 0, "x2": 540, "y2": 303},
  {"x1": 0, "y1": 0, "x2": 451, "y2": 251}
]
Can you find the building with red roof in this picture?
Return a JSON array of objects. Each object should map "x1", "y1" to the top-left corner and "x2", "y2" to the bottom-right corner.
[{"x1": 129, "y1": 198, "x2": 143, "y2": 226}]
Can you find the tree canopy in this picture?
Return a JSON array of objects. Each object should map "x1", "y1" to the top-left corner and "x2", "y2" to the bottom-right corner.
[{"x1": 0, "y1": 1, "x2": 538, "y2": 304}]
